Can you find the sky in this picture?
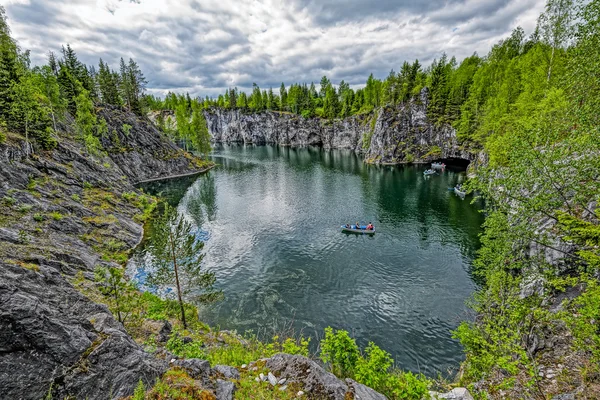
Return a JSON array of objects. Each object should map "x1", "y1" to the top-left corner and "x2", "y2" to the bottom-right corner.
[{"x1": 4, "y1": 0, "x2": 546, "y2": 98}]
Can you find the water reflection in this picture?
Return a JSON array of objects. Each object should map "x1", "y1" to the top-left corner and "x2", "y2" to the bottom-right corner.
[{"x1": 133, "y1": 144, "x2": 484, "y2": 377}]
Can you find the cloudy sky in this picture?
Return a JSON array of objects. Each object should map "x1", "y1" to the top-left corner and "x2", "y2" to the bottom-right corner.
[{"x1": 4, "y1": 0, "x2": 545, "y2": 97}]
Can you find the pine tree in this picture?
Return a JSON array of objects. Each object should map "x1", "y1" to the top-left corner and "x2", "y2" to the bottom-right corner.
[
  {"x1": 146, "y1": 204, "x2": 222, "y2": 329},
  {"x1": 280, "y1": 83, "x2": 288, "y2": 111},
  {"x1": 319, "y1": 75, "x2": 331, "y2": 98}
]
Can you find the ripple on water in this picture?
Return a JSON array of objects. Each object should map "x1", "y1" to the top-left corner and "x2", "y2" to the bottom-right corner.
[{"x1": 133, "y1": 144, "x2": 483, "y2": 376}]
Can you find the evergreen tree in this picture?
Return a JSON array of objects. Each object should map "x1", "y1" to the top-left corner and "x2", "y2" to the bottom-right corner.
[
  {"x1": 97, "y1": 58, "x2": 121, "y2": 106},
  {"x1": 146, "y1": 204, "x2": 222, "y2": 329},
  {"x1": 280, "y1": 83, "x2": 288, "y2": 111},
  {"x1": 190, "y1": 108, "x2": 211, "y2": 155},
  {"x1": 319, "y1": 75, "x2": 331, "y2": 98}
]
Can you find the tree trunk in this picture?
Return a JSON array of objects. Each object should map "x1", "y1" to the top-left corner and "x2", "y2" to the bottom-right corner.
[{"x1": 169, "y1": 230, "x2": 187, "y2": 329}]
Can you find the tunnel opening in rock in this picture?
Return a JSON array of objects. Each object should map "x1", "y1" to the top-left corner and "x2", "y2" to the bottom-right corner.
[{"x1": 434, "y1": 157, "x2": 471, "y2": 170}]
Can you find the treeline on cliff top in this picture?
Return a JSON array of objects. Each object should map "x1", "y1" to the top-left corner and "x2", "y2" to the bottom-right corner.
[{"x1": 144, "y1": 0, "x2": 593, "y2": 153}]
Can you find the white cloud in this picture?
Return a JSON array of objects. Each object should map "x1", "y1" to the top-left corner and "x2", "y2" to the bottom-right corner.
[{"x1": 4, "y1": 0, "x2": 546, "y2": 97}]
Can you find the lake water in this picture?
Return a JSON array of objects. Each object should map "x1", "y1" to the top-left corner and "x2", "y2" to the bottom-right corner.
[{"x1": 135, "y1": 144, "x2": 483, "y2": 376}]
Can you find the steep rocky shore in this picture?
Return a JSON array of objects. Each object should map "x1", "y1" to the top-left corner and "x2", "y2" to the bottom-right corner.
[
  {"x1": 0, "y1": 109, "x2": 208, "y2": 399},
  {"x1": 203, "y1": 90, "x2": 482, "y2": 168}
]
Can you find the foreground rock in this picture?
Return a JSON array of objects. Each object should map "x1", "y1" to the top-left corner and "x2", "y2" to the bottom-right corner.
[
  {"x1": 0, "y1": 108, "x2": 209, "y2": 399},
  {"x1": 264, "y1": 353, "x2": 386, "y2": 399},
  {"x1": 430, "y1": 388, "x2": 474, "y2": 400}
]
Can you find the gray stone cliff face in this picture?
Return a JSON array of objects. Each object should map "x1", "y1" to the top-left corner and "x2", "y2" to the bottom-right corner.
[
  {"x1": 203, "y1": 91, "x2": 480, "y2": 165},
  {"x1": 0, "y1": 108, "x2": 207, "y2": 399}
]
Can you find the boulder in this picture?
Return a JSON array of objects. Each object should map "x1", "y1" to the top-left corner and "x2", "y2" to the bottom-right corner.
[
  {"x1": 346, "y1": 379, "x2": 388, "y2": 400},
  {"x1": 216, "y1": 379, "x2": 236, "y2": 400},
  {"x1": 264, "y1": 353, "x2": 384, "y2": 400},
  {"x1": 212, "y1": 365, "x2": 240, "y2": 380},
  {"x1": 157, "y1": 320, "x2": 172, "y2": 343},
  {"x1": 173, "y1": 359, "x2": 211, "y2": 382},
  {"x1": 430, "y1": 387, "x2": 474, "y2": 400}
]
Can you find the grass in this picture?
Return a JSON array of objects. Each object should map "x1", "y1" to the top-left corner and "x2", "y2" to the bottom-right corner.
[
  {"x1": 83, "y1": 214, "x2": 118, "y2": 226},
  {"x1": 33, "y1": 213, "x2": 44, "y2": 222},
  {"x1": 49, "y1": 211, "x2": 64, "y2": 221},
  {"x1": 7, "y1": 259, "x2": 40, "y2": 272},
  {"x1": 145, "y1": 370, "x2": 214, "y2": 400},
  {"x1": 2, "y1": 196, "x2": 17, "y2": 206},
  {"x1": 18, "y1": 204, "x2": 33, "y2": 213}
]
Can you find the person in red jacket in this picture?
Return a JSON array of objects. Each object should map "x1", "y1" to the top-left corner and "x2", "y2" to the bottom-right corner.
[{"x1": 366, "y1": 223, "x2": 374, "y2": 230}]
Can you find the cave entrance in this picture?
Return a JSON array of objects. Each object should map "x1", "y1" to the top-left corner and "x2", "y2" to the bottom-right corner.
[{"x1": 434, "y1": 157, "x2": 471, "y2": 171}]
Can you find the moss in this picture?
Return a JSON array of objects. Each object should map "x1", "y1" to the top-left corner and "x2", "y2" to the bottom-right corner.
[
  {"x1": 145, "y1": 369, "x2": 214, "y2": 400},
  {"x1": 82, "y1": 214, "x2": 118, "y2": 226},
  {"x1": 7, "y1": 259, "x2": 40, "y2": 272}
]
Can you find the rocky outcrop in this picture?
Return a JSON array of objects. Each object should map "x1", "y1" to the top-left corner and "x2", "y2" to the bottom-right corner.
[
  {"x1": 204, "y1": 107, "x2": 366, "y2": 151},
  {"x1": 203, "y1": 90, "x2": 480, "y2": 165},
  {"x1": 99, "y1": 105, "x2": 209, "y2": 183},
  {"x1": 0, "y1": 107, "x2": 208, "y2": 399},
  {"x1": 262, "y1": 353, "x2": 386, "y2": 400}
]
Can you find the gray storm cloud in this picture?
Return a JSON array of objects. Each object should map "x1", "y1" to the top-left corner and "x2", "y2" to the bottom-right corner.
[{"x1": 4, "y1": 0, "x2": 545, "y2": 97}]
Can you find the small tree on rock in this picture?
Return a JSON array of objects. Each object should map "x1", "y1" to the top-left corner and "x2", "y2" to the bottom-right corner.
[{"x1": 146, "y1": 204, "x2": 222, "y2": 328}]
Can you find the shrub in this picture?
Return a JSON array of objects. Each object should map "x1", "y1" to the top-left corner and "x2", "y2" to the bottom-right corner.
[
  {"x1": 27, "y1": 176, "x2": 37, "y2": 191},
  {"x1": 132, "y1": 380, "x2": 145, "y2": 400},
  {"x1": 18, "y1": 204, "x2": 33, "y2": 213},
  {"x1": 320, "y1": 327, "x2": 360, "y2": 377},
  {"x1": 320, "y1": 328, "x2": 430, "y2": 399},
  {"x1": 33, "y1": 213, "x2": 44, "y2": 222},
  {"x1": 49, "y1": 211, "x2": 64, "y2": 221},
  {"x1": 2, "y1": 196, "x2": 17, "y2": 206},
  {"x1": 122, "y1": 123, "x2": 132, "y2": 136},
  {"x1": 71, "y1": 194, "x2": 81, "y2": 202}
]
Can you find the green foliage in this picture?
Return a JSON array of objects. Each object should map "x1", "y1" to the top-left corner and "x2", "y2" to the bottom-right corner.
[
  {"x1": 49, "y1": 211, "x2": 63, "y2": 221},
  {"x1": 33, "y1": 213, "x2": 44, "y2": 222},
  {"x1": 2, "y1": 195, "x2": 16, "y2": 206},
  {"x1": 121, "y1": 123, "x2": 132, "y2": 136},
  {"x1": 166, "y1": 329, "x2": 310, "y2": 367},
  {"x1": 146, "y1": 204, "x2": 222, "y2": 328},
  {"x1": 320, "y1": 327, "x2": 360, "y2": 377},
  {"x1": 146, "y1": 369, "x2": 208, "y2": 399},
  {"x1": 132, "y1": 379, "x2": 145, "y2": 400},
  {"x1": 94, "y1": 266, "x2": 140, "y2": 326},
  {"x1": 562, "y1": 277, "x2": 600, "y2": 367},
  {"x1": 320, "y1": 327, "x2": 429, "y2": 399},
  {"x1": 70, "y1": 193, "x2": 80, "y2": 202},
  {"x1": 18, "y1": 204, "x2": 32, "y2": 213}
]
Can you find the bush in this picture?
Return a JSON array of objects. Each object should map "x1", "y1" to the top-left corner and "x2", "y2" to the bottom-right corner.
[
  {"x1": 71, "y1": 194, "x2": 81, "y2": 202},
  {"x1": 122, "y1": 123, "x2": 132, "y2": 136},
  {"x1": 320, "y1": 327, "x2": 360, "y2": 377},
  {"x1": 49, "y1": 211, "x2": 63, "y2": 221},
  {"x1": 2, "y1": 196, "x2": 17, "y2": 206},
  {"x1": 33, "y1": 213, "x2": 44, "y2": 222},
  {"x1": 18, "y1": 204, "x2": 33, "y2": 213},
  {"x1": 320, "y1": 327, "x2": 429, "y2": 399}
]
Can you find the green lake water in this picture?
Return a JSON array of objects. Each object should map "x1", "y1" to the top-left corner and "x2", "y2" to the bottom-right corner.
[{"x1": 134, "y1": 144, "x2": 484, "y2": 376}]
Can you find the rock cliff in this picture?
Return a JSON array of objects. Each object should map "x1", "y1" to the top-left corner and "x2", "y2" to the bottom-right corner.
[
  {"x1": 0, "y1": 108, "x2": 208, "y2": 399},
  {"x1": 203, "y1": 90, "x2": 480, "y2": 166}
]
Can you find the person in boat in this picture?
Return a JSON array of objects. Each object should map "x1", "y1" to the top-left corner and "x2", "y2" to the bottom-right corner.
[
  {"x1": 345, "y1": 224, "x2": 351, "y2": 229},
  {"x1": 366, "y1": 222, "x2": 374, "y2": 231},
  {"x1": 355, "y1": 221, "x2": 361, "y2": 230}
]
